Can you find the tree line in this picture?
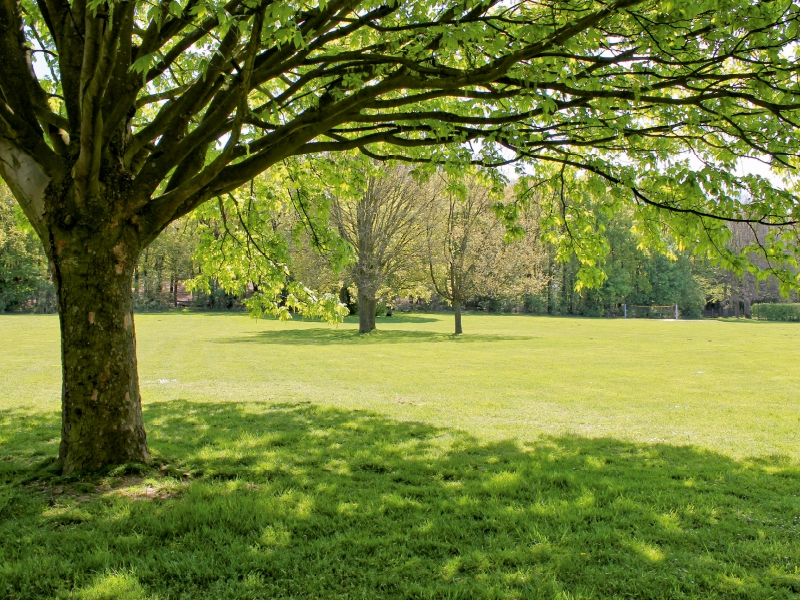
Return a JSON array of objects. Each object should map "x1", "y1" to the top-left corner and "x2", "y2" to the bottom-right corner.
[{"x1": 4, "y1": 169, "x2": 794, "y2": 331}]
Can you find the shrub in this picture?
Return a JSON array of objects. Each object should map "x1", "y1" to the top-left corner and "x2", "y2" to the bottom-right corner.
[
  {"x1": 751, "y1": 303, "x2": 800, "y2": 321},
  {"x1": 523, "y1": 293, "x2": 548, "y2": 314},
  {"x1": 474, "y1": 296, "x2": 502, "y2": 312}
]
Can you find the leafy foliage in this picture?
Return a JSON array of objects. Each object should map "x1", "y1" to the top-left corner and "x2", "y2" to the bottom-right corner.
[
  {"x1": 0, "y1": 188, "x2": 54, "y2": 313},
  {"x1": 187, "y1": 171, "x2": 348, "y2": 321},
  {"x1": 3, "y1": 0, "x2": 800, "y2": 279},
  {"x1": 542, "y1": 208, "x2": 708, "y2": 317}
]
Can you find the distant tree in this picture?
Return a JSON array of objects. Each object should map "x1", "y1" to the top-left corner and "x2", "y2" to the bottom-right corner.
[
  {"x1": 583, "y1": 213, "x2": 707, "y2": 316},
  {"x1": 332, "y1": 167, "x2": 431, "y2": 333},
  {"x1": 471, "y1": 189, "x2": 549, "y2": 311},
  {"x1": 426, "y1": 178, "x2": 500, "y2": 334},
  {"x1": 714, "y1": 222, "x2": 797, "y2": 317},
  {"x1": 533, "y1": 207, "x2": 708, "y2": 317}
]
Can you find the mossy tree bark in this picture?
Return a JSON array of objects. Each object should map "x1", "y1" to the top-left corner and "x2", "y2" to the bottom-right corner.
[{"x1": 44, "y1": 183, "x2": 149, "y2": 474}]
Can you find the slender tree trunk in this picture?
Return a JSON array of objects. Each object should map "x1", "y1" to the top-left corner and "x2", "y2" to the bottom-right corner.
[
  {"x1": 454, "y1": 300, "x2": 463, "y2": 334},
  {"x1": 547, "y1": 256, "x2": 555, "y2": 314},
  {"x1": 358, "y1": 290, "x2": 377, "y2": 333},
  {"x1": 52, "y1": 231, "x2": 148, "y2": 474},
  {"x1": 368, "y1": 299, "x2": 377, "y2": 330}
]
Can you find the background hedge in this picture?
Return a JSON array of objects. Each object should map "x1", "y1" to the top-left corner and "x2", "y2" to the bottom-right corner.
[{"x1": 751, "y1": 303, "x2": 800, "y2": 321}]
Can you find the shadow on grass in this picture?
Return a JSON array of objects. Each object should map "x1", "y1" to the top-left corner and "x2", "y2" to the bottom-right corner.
[
  {"x1": 369, "y1": 313, "x2": 442, "y2": 324},
  {"x1": 214, "y1": 327, "x2": 532, "y2": 345},
  {"x1": 1, "y1": 401, "x2": 799, "y2": 599}
]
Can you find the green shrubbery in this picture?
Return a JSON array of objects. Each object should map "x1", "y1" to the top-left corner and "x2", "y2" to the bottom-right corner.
[
  {"x1": 0, "y1": 191, "x2": 55, "y2": 313},
  {"x1": 751, "y1": 303, "x2": 800, "y2": 321}
]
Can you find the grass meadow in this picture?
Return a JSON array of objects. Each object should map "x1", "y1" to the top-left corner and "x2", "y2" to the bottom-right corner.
[{"x1": 0, "y1": 312, "x2": 799, "y2": 599}]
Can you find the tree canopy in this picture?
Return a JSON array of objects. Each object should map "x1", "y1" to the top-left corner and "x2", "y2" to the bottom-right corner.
[{"x1": 2, "y1": 0, "x2": 798, "y2": 246}]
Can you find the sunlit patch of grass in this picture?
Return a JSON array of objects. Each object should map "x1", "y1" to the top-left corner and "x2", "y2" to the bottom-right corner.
[
  {"x1": 71, "y1": 573, "x2": 151, "y2": 600},
  {"x1": 629, "y1": 540, "x2": 666, "y2": 563}
]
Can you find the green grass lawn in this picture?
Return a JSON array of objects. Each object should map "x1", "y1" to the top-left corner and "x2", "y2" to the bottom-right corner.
[{"x1": 1, "y1": 312, "x2": 799, "y2": 599}]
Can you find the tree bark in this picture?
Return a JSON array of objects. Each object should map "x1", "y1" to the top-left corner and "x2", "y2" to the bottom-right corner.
[
  {"x1": 454, "y1": 300, "x2": 463, "y2": 334},
  {"x1": 358, "y1": 290, "x2": 377, "y2": 334},
  {"x1": 368, "y1": 299, "x2": 377, "y2": 331},
  {"x1": 547, "y1": 256, "x2": 555, "y2": 314},
  {"x1": 52, "y1": 230, "x2": 148, "y2": 474}
]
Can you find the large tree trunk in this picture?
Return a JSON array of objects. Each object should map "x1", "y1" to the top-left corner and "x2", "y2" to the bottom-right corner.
[
  {"x1": 52, "y1": 229, "x2": 148, "y2": 474},
  {"x1": 454, "y1": 300, "x2": 463, "y2": 334},
  {"x1": 358, "y1": 290, "x2": 377, "y2": 334}
]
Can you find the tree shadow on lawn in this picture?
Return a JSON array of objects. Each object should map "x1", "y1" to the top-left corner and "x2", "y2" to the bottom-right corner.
[
  {"x1": 1, "y1": 401, "x2": 799, "y2": 600},
  {"x1": 370, "y1": 314, "x2": 442, "y2": 324},
  {"x1": 214, "y1": 327, "x2": 533, "y2": 345}
]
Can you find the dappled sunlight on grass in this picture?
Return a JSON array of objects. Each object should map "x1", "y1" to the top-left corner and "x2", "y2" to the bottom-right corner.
[
  {"x1": 1, "y1": 400, "x2": 799, "y2": 599},
  {"x1": 628, "y1": 539, "x2": 666, "y2": 563},
  {"x1": 75, "y1": 573, "x2": 149, "y2": 600}
]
